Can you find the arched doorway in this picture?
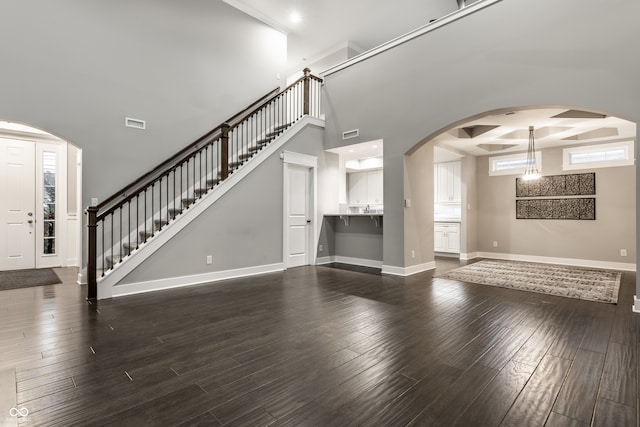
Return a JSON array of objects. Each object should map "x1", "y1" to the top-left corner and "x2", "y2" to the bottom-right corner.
[
  {"x1": 0, "y1": 121, "x2": 82, "y2": 271},
  {"x1": 408, "y1": 106, "x2": 636, "y2": 272}
]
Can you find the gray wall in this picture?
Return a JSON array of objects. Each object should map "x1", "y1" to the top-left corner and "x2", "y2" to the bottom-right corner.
[
  {"x1": 405, "y1": 141, "x2": 434, "y2": 265},
  {"x1": 120, "y1": 124, "x2": 326, "y2": 284},
  {"x1": 322, "y1": 0, "x2": 640, "y2": 272},
  {"x1": 332, "y1": 217, "x2": 383, "y2": 261},
  {"x1": 476, "y1": 148, "x2": 636, "y2": 263},
  {"x1": 0, "y1": 0, "x2": 286, "y2": 207},
  {"x1": 461, "y1": 155, "x2": 478, "y2": 255}
]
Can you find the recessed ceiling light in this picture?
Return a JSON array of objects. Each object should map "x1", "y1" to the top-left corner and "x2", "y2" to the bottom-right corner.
[
  {"x1": 290, "y1": 11, "x2": 302, "y2": 24},
  {"x1": 349, "y1": 150, "x2": 355, "y2": 153},
  {"x1": 372, "y1": 145, "x2": 378, "y2": 148}
]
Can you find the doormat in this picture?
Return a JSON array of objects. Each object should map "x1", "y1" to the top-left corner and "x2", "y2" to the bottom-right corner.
[
  {"x1": 0, "y1": 268, "x2": 62, "y2": 291},
  {"x1": 436, "y1": 260, "x2": 621, "y2": 304}
]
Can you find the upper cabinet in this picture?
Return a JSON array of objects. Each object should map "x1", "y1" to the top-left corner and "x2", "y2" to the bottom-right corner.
[
  {"x1": 435, "y1": 161, "x2": 461, "y2": 203},
  {"x1": 348, "y1": 169, "x2": 383, "y2": 206}
]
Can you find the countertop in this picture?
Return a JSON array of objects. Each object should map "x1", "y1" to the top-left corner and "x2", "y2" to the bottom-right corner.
[
  {"x1": 434, "y1": 218, "x2": 461, "y2": 223},
  {"x1": 325, "y1": 213, "x2": 383, "y2": 217}
]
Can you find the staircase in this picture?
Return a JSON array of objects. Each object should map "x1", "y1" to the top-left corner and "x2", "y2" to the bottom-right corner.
[{"x1": 87, "y1": 69, "x2": 323, "y2": 299}]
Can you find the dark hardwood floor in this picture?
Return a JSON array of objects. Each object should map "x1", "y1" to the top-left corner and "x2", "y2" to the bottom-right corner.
[{"x1": 0, "y1": 261, "x2": 637, "y2": 426}]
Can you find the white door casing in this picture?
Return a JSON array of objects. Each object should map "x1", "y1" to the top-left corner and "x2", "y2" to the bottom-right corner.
[
  {"x1": 282, "y1": 151, "x2": 317, "y2": 269},
  {"x1": 0, "y1": 138, "x2": 36, "y2": 270}
]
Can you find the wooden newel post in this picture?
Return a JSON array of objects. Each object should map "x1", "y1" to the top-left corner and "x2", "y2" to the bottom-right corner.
[
  {"x1": 87, "y1": 206, "x2": 98, "y2": 300},
  {"x1": 221, "y1": 123, "x2": 230, "y2": 180},
  {"x1": 303, "y1": 67, "x2": 311, "y2": 116}
]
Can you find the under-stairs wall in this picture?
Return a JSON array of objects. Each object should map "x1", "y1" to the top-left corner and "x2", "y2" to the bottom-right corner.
[{"x1": 112, "y1": 122, "x2": 327, "y2": 297}]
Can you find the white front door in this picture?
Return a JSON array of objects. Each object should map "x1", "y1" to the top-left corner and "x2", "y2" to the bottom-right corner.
[
  {"x1": 286, "y1": 164, "x2": 311, "y2": 268},
  {"x1": 0, "y1": 138, "x2": 36, "y2": 270}
]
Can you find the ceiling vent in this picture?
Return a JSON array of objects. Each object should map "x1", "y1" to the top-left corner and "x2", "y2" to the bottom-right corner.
[
  {"x1": 125, "y1": 117, "x2": 146, "y2": 130},
  {"x1": 342, "y1": 129, "x2": 359, "y2": 140}
]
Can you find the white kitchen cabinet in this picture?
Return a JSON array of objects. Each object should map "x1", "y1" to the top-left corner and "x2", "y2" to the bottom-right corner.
[
  {"x1": 367, "y1": 169, "x2": 383, "y2": 204},
  {"x1": 348, "y1": 172, "x2": 368, "y2": 205},
  {"x1": 348, "y1": 170, "x2": 383, "y2": 206},
  {"x1": 434, "y1": 161, "x2": 461, "y2": 203},
  {"x1": 434, "y1": 222, "x2": 460, "y2": 253}
]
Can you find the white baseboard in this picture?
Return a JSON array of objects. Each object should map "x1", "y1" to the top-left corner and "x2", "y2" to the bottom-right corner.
[
  {"x1": 460, "y1": 252, "x2": 479, "y2": 261},
  {"x1": 316, "y1": 255, "x2": 383, "y2": 269},
  {"x1": 77, "y1": 268, "x2": 87, "y2": 285},
  {"x1": 477, "y1": 252, "x2": 636, "y2": 272},
  {"x1": 109, "y1": 263, "x2": 284, "y2": 299},
  {"x1": 633, "y1": 296, "x2": 640, "y2": 314},
  {"x1": 316, "y1": 256, "x2": 333, "y2": 265},
  {"x1": 382, "y1": 261, "x2": 436, "y2": 276}
]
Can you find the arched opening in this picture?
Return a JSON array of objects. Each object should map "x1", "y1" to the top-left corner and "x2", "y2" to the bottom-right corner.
[
  {"x1": 406, "y1": 106, "x2": 636, "y2": 274},
  {"x1": 0, "y1": 120, "x2": 82, "y2": 271}
]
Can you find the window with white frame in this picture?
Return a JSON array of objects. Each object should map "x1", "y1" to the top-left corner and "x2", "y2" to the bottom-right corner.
[
  {"x1": 563, "y1": 141, "x2": 634, "y2": 170},
  {"x1": 489, "y1": 151, "x2": 542, "y2": 176}
]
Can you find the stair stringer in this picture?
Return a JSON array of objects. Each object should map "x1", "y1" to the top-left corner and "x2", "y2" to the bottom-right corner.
[{"x1": 97, "y1": 116, "x2": 326, "y2": 299}]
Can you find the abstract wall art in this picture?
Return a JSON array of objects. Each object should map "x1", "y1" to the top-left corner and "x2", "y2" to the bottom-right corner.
[
  {"x1": 516, "y1": 172, "x2": 595, "y2": 197},
  {"x1": 516, "y1": 198, "x2": 596, "y2": 220}
]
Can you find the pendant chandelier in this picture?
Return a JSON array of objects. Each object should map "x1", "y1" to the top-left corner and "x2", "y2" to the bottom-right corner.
[{"x1": 522, "y1": 125, "x2": 541, "y2": 181}]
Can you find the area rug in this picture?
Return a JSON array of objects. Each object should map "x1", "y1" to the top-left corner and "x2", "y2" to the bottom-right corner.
[
  {"x1": 437, "y1": 260, "x2": 621, "y2": 304},
  {"x1": 0, "y1": 268, "x2": 62, "y2": 291}
]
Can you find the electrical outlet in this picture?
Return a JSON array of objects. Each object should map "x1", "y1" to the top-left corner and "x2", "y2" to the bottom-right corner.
[
  {"x1": 319, "y1": 244, "x2": 324, "y2": 252},
  {"x1": 206, "y1": 255, "x2": 213, "y2": 264},
  {"x1": 411, "y1": 250, "x2": 415, "y2": 258},
  {"x1": 492, "y1": 241, "x2": 498, "y2": 248},
  {"x1": 621, "y1": 249, "x2": 628, "y2": 257}
]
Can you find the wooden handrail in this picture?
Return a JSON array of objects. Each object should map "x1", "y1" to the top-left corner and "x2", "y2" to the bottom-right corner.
[
  {"x1": 98, "y1": 72, "x2": 324, "y2": 217},
  {"x1": 87, "y1": 69, "x2": 323, "y2": 299},
  {"x1": 96, "y1": 86, "x2": 281, "y2": 213},
  {"x1": 227, "y1": 69, "x2": 321, "y2": 133}
]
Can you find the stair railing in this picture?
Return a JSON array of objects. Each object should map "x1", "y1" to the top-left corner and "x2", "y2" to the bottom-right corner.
[{"x1": 86, "y1": 68, "x2": 323, "y2": 299}]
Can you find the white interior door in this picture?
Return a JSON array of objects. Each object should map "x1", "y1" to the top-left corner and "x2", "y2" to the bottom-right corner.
[
  {"x1": 286, "y1": 164, "x2": 311, "y2": 268},
  {"x1": 0, "y1": 138, "x2": 36, "y2": 270}
]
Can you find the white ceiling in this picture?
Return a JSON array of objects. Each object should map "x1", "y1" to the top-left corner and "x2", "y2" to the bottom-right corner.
[
  {"x1": 223, "y1": 1, "x2": 636, "y2": 161},
  {"x1": 223, "y1": 0, "x2": 459, "y2": 74}
]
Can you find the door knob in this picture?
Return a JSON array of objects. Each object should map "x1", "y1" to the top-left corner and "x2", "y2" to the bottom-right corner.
[
  {"x1": 306, "y1": 220, "x2": 311, "y2": 223},
  {"x1": 27, "y1": 212, "x2": 33, "y2": 216},
  {"x1": 28, "y1": 220, "x2": 33, "y2": 224}
]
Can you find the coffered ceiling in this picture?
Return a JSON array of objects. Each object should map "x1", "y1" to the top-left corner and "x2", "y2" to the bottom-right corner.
[{"x1": 432, "y1": 107, "x2": 636, "y2": 158}]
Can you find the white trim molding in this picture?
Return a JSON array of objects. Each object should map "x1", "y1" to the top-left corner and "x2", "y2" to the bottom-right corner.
[
  {"x1": 111, "y1": 263, "x2": 284, "y2": 299},
  {"x1": 460, "y1": 252, "x2": 479, "y2": 261},
  {"x1": 382, "y1": 261, "x2": 436, "y2": 276},
  {"x1": 281, "y1": 150, "x2": 318, "y2": 167},
  {"x1": 316, "y1": 255, "x2": 383, "y2": 269},
  {"x1": 322, "y1": 0, "x2": 502, "y2": 77},
  {"x1": 477, "y1": 252, "x2": 636, "y2": 272},
  {"x1": 633, "y1": 296, "x2": 640, "y2": 314},
  {"x1": 282, "y1": 150, "x2": 318, "y2": 269}
]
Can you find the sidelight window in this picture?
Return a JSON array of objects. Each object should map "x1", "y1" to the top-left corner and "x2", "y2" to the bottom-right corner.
[{"x1": 43, "y1": 151, "x2": 56, "y2": 255}]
